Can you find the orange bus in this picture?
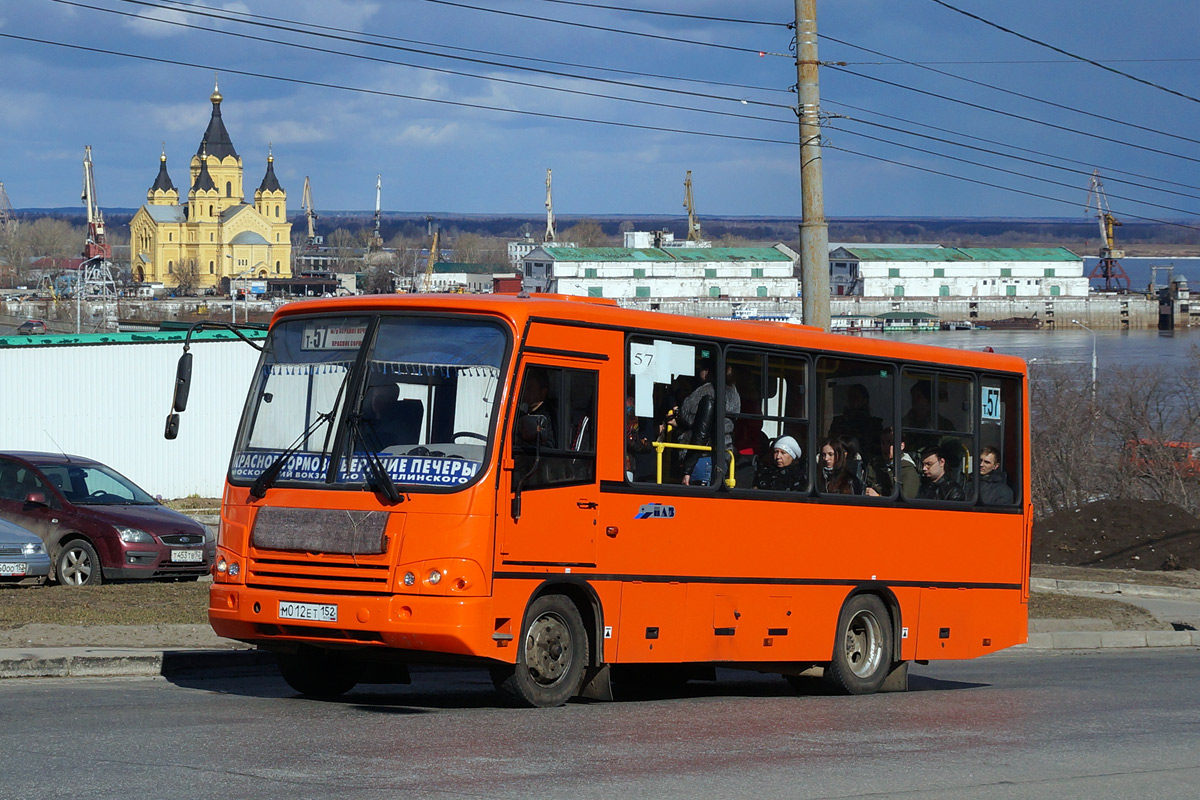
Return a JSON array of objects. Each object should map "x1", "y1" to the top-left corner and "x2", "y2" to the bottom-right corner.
[{"x1": 171, "y1": 293, "x2": 1031, "y2": 706}]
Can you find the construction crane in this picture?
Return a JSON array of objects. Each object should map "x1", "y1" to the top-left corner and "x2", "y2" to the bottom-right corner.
[
  {"x1": 301, "y1": 176, "x2": 321, "y2": 248},
  {"x1": 421, "y1": 222, "x2": 440, "y2": 293},
  {"x1": 1085, "y1": 170, "x2": 1130, "y2": 292},
  {"x1": 0, "y1": 181, "x2": 14, "y2": 234},
  {"x1": 370, "y1": 174, "x2": 384, "y2": 252},
  {"x1": 81, "y1": 146, "x2": 111, "y2": 261},
  {"x1": 544, "y1": 168, "x2": 556, "y2": 243},
  {"x1": 683, "y1": 170, "x2": 701, "y2": 242}
]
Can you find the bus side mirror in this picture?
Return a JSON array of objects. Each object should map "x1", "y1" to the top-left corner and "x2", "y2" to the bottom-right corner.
[
  {"x1": 164, "y1": 413, "x2": 180, "y2": 440},
  {"x1": 172, "y1": 352, "x2": 193, "y2": 412}
]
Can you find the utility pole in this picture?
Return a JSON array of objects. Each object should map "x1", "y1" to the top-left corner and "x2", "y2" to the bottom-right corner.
[{"x1": 795, "y1": 0, "x2": 830, "y2": 331}]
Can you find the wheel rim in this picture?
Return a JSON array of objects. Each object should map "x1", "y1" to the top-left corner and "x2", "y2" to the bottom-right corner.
[
  {"x1": 843, "y1": 609, "x2": 884, "y2": 679},
  {"x1": 524, "y1": 611, "x2": 573, "y2": 687},
  {"x1": 60, "y1": 547, "x2": 93, "y2": 585}
]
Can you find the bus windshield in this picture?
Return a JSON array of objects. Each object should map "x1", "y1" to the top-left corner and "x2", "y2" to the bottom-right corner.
[{"x1": 229, "y1": 314, "x2": 508, "y2": 491}]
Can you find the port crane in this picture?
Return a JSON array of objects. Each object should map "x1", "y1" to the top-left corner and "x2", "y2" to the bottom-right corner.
[
  {"x1": 684, "y1": 170, "x2": 701, "y2": 242},
  {"x1": 421, "y1": 218, "x2": 439, "y2": 293},
  {"x1": 1085, "y1": 170, "x2": 1130, "y2": 292},
  {"x1": 301, "y1": 177, "x2": 321, "y2": 248},
  {"x1": 544, "y1": 168, "x2": 556, "y2": 243},
  {"x1": 82, "y1": 146, "x2": 111, "y2": 261},
  {"x1": 78, "y1": 146, "x2": 118, "y2": 332},
  {"x1": 370, "y1": 174, "x2": 384, "y2": 252}
]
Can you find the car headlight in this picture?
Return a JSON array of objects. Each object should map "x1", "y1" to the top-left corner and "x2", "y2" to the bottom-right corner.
[
  {"x1": 116, "y1": 526, "x2": 154, "y2": 543},
  {"x1": 21, "y1": 542, "x2": 45, "y2": 556}
]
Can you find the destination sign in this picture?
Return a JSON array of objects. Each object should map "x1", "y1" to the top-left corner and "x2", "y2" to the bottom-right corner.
[
  {"x1": 302, "y1": 321, "x2": 367, "y2": 350},
  {"x1": 231, "y1": 451, "x2": 482, "y2": 487}
]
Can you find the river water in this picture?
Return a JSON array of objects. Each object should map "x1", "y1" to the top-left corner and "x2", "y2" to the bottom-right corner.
[{"x1": 870, "y1": 327, "x2": 1200, "y2": 372}]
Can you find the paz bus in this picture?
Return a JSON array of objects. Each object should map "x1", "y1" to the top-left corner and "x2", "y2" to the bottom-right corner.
[{"x1": 167, "y1": 293, "x2": 1030, "y2": 707}]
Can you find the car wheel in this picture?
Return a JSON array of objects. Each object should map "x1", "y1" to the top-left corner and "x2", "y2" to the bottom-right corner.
[{"x1": 56, "y1": 540, "x2": 103, "y2": 587}]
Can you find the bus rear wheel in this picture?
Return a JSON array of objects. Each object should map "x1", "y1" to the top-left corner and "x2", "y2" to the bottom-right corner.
[
  {"x1": 277, "y1": 647, "x2": 364, "y2": 699},
  {"x1": 826, "y1": 594, "x2": 893, "y2": 695},
  {"x1": 493, "y1": 594, "x2": 588, "y2": 707}
]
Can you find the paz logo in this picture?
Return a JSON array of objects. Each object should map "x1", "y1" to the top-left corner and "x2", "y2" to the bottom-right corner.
[{"x1": 635, "y1": 503, "x2": 675, "y2": 520}]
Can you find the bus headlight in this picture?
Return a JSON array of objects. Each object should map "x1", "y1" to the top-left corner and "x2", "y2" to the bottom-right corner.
[
  {"x1": 403, "y1": 571, "x2": 416, "y2": 586},
  {"x1": 427, "y1": 569, "x2": 442, "y2": 585}
]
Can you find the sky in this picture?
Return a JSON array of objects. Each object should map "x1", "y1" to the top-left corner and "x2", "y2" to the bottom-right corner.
[{"x1": 2, "y1": 0, "x2": 1199, "y2": 221}]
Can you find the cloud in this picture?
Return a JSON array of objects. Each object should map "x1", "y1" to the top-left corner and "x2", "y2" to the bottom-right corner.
[
  {"x1": 123, "y1": 6, "x2": 193, "y2": 38},
  {"x1": 393, "y1": 122, "x2": 461, "y2": 146},
  {"x1": 255, "y1": 120, "x2": 333, "y2": 145}
]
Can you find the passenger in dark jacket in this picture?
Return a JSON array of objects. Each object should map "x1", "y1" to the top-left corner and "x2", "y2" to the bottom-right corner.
[
  {"x1": 979, "y1": 445, "x2": 1015, "y2": 505},
  {"x1": 918, "y1": 444, "x2": 965, "y2": 501},
  {"x1": 754, "y1": 435, "x2": 806, "y2": 492}
]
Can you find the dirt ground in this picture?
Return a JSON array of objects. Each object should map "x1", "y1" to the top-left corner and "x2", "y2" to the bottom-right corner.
[{"x1": 1033, "y1": 499, "x2": 1200, "y2": 572}]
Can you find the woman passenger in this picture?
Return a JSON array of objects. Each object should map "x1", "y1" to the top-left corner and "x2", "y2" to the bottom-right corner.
[
  {"x1": 817, "y1": 437, "x2": 862, "y2": 495},
  {"x1": 753, "y1": 435, "x2": 805, "y2": 492}
]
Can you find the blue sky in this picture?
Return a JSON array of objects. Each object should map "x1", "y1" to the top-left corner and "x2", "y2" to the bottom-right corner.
[{"x1": 2, "y1": 0, "x2": 1199, "y2": 221}]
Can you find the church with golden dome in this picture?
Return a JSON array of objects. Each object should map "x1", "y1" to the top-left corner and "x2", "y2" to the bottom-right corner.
[{"x1": 129, "y1": 83, "x2": 292, "y2": 290}]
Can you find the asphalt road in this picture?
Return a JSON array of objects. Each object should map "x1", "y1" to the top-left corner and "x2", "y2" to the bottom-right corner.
[{"x1": 1, "y1": 649, "x2": 1198, "y2": 799}]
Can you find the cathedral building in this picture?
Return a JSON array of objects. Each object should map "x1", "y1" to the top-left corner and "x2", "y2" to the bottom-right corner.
[{"x1": 129, "y1": 83, "x2": 292, "y2": 290}]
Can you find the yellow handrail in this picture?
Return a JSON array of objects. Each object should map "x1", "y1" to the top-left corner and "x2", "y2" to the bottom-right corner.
[{"x1": 650, "y1": 441, "x2": 736, "y2": 488}]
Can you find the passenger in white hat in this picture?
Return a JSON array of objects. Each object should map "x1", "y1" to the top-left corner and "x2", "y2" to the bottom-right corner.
[{"x1": 753, "y1": 434, "x2": 806, "y2": 492}]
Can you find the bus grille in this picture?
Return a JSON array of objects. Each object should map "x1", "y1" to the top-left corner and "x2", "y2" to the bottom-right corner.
[{"x1": 247, "y1": 555, "x2": 392, "y2": 595}]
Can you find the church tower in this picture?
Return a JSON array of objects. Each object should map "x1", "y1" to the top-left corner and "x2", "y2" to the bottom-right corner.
[
  {"x1": 254, "y1": 146, "x2": 286, "y2": 224},
  {"x1": 189, "y1": 79, "x2": 243, "y2": 215},
  {"x1": 147, "y1": 147, "x2": 178, "y2": 206}
]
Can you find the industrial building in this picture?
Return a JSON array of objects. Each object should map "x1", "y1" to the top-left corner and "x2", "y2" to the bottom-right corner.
[
  {"x1": 521, "y1": 244, "x2": 799, "y2": 300},
  {"x1": 829, "y1": 246, "x2": 1088, "y2": 298}
]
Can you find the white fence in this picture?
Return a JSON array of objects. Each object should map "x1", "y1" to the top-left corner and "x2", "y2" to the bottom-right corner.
[{"x1": 0, "y1": 333, "x2": 263, "y2": 499}]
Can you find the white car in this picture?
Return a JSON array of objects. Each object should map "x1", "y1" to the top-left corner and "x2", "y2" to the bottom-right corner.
[{"x1": 0, "y1": 518, "x2": 52, "y2": 586}]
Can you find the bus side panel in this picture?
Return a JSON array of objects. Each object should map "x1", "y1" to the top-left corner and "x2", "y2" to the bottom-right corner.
[
  {"x1": 613, "y1": 581, "x2": 688, "y2": 663},
  {"x1": 891, "y1": 586, "x2": 922, "y2": 662},
  {"x1": 914, "y1": 587, "x2": 1025, "y2": 660}
]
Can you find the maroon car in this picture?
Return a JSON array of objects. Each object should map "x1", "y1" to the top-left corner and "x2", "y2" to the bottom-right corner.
[{"x1": 0, "y1": 452, "x2": 215, "y2": 586}]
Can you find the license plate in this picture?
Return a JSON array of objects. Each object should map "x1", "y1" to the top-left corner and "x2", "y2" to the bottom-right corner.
[
  {"x1": 171, "y1": 549, "x2": 204, "y2": 563},
  {"x1": 0, "y1": 563, "x2": 27, "y2": 577},
  {"x1": 278, "y1": 601, "x2": 338, "y2": 622}
]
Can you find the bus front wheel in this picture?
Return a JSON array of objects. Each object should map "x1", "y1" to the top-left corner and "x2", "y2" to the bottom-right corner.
[
  {"x1": 493, "y1": 594, "x2": 588, "y2": 707},
  {"x1": 827, "y1": 594, "x2": 893, "y2": 695},
  {"x1": 277, "y1": 647, "x2": 364, "y2": 699}
]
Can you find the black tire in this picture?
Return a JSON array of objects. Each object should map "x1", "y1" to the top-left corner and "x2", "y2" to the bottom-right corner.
[
  {"x1": 492, "y1": 594, "x2": 588, "y2": 708},
  {"x1": 826, "y1": 594, "x2": 893, "y2": 695},
  {"x1": 277, "y1": 648, "x2": 364, "y2": 698},
  {"x1": 56, "y1": 540, "x2": 102, "y2": 587}
]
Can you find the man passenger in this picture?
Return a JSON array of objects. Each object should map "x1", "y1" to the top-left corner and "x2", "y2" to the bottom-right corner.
[
  {"x1": 979, "y1": 445, "x2": 1014, "y2": 505},
  {"x1": 918, "y1": 444, "x2": 965, "y2": 501}
]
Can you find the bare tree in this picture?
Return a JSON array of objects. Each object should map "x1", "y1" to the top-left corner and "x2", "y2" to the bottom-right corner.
[
  {"x1": 563, "y1": 219, "x2": 608, "y2": 247},
  {"x1": 328, "y1": 228, "x2": 358, "y2": 272},
  {"x1": 174, "y1": 259, "x2": 201, "y2": 296}
]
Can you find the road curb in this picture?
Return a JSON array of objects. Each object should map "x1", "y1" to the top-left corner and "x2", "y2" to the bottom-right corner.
[
  {"x1": 1022, "y1": 630, "x2": 1200, "y2": 650},
  {"x1": 0, "y1": 647, "x2": 275, "y2": 680},
  {"x1": 1030, "y1": 577, "x2": 1200, "y2": 600}
]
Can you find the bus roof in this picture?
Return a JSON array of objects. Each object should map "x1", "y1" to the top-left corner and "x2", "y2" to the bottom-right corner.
[{"x1": 271, "y1": 293, "x2": 1028, "y2": 375}]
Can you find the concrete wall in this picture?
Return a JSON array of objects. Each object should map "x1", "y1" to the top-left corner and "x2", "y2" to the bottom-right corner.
[{"x1": 0, "y1": 336, "x2": 261, "y2": 498}]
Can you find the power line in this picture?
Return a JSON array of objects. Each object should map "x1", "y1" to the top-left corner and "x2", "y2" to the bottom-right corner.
[
  {"x1": 417, "y1": 0, "x2": 786, "y2": 57},
  {"x1": 827, "y1": 122, "x2": 1200, "y2": 219},
  {"x1": 62, "y1": 0, "x2": 794, "y2": 125},
  {"x1": 0, "y1": 31, "x2": 796, "y2": 147},
  {"x1": 822, "y1": 33, "x2": 1200, "y2": 150},
  {"x1": 148, "y1": 0, "x2": 791, "y2": 95},
  {"x1": 524, "y1": 0, "x2": 786, "y2": 27},
  {"x1": 928, "y1": 0, "x2": 1200, "y2": 105},
  {"x1": 826, "y1": 65, "x2": 1200, "y2": 167},
  {"x1": 101, "y1": 0, "x2": 789, "y2": 111},
  {"x1": 843, "y1": 57, "x2": 1200, "y2": 66},
  {"x1": 828, "y1": 144, "x2": 1200, "y2": 234},
  {"x1": 824, "y1": 99, "x2": 1200, "y2": 200}
]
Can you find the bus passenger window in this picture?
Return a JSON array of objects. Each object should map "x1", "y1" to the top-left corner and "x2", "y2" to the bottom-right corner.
[
  {"x1": 817, "y1": 357, "x2": 893, "y2": 497},
  {"x1": 513, "y1": 366, "x2": 597, "y2": 490},
  {"x1": 903, "y1": 369, "x2": 975, "y2": 503},
  {"x1": 726, "y1": 349, "x2": 809, "y2": 492},
  {"x1": 979, "y1": 375, "x2": 1021, "y2": 505}
]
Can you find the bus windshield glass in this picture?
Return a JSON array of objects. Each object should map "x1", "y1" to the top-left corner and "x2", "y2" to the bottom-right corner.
[{"x1": 229, "y1": 314, "x2": 508, "y2": 491}]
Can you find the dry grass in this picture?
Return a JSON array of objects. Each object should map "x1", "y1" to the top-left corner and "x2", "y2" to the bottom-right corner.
[{"x1": 0, "y1": 581, "x2": 209, "y2": 628}]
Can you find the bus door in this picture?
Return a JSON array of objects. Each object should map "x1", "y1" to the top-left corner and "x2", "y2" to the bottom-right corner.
[{"x1": 499, "y1": 355, "x2": 602, "y2": 570}]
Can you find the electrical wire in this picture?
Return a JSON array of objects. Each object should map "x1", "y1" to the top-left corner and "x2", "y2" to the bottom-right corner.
[
  {"x1": 523, "y1": 0, "x2": 786, "y2": 27},
  {"x1": 417, "y1": 0, "x2": 785, "y2": 57},
  {"x1": 843, "y1": 57, "x2": 1200, "y2": 66},
  {"x1": 826, "y1": 65, "x2": 1200, "y2": 167},
  {"x1": 59, "y1": 0, "x2": 794, "y2": 126},
  {"x1": 928, "y1": 0, "x2": 1200, "y2": 105},
  {"x1": 99, "y1": 0, "x2": 789, "y2": 110},
  {"x1": 824, "y1": 99, "x2": 1200, "y2": 199},
  {"x1": 827, "y1": 123, "x2": 1200, "y2": 219},
  {"x1": 822, "y1": 33, "x2": 1200, "y2": 149},
  {"x1": 148, "y1": 0, "x2": 791, "y2": 95},
  {"x1": 0, "y1": 31, "x2": 796, "y2": 147},
  {"x1": 827, "y1": 145, "x2": 1200, "y2": 233}
]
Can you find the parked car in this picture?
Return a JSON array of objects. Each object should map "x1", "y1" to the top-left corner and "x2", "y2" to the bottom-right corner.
[
  {"x1": 0, "y1": 452, "x2": 215, "y2": 586},
  {"x1": 15, "y1": 319, "x2": 48, "y2": 335},
  {"x1": 0, "y1": 517, "x2": 51, "y2": 586}
]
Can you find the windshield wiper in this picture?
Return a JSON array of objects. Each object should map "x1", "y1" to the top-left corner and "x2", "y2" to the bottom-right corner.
[
  {"x1": 346, "y1": 414, "x2": 402, "y2": 504},
  {"x1": 249, "y1": 408, "x2": 338, "y2": 499}
]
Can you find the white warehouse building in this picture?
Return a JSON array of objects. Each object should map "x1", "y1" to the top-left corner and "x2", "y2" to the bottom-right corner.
[
  {"x1": 829, "y1": 246, "x2": 1089, "y2": 298},
  {"x1": 522, "y1": 244, "x2": 799, "y2": 300}
]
